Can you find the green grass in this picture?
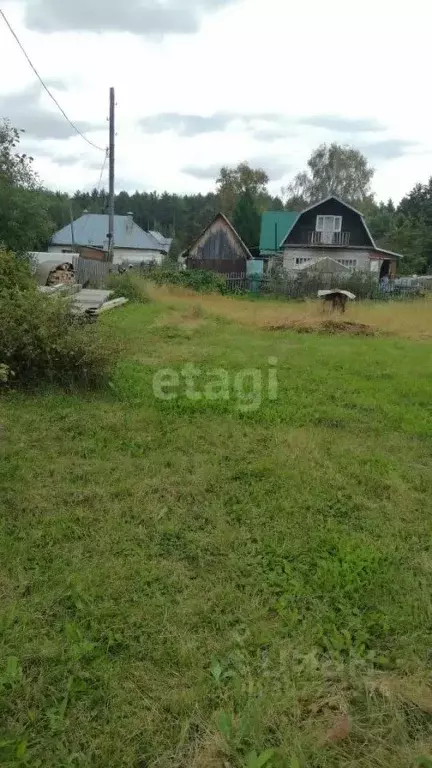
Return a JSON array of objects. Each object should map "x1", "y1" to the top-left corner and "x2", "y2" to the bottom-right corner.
[{"x1": 1, "y1": 300, "x2": 432, "y2": 767}]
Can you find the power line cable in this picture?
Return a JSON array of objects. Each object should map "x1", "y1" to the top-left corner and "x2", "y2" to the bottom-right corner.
[
  {"x1": 0, "y1": 9, "x2": 106, "y2": 152},
  {"x1": 96, "y1": 148, "x2": 109, "y2": 193}
]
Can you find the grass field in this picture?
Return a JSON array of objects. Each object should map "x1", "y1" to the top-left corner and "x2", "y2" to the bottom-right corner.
[
  {"x1": 144, "y1": 283, "x2": 432, "y2": 338},
  {"x1": 1, "y1": 289, "x2": 432, "y2": 767}
]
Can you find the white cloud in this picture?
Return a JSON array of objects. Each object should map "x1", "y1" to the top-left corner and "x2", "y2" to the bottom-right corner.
[
  {"x1": 0, "y1": 84, "x2": 103, "y2": 139},
  {"x1": 359, "y1": 139, "x2": 418, "y2": 161},
  {"x1": 301, "y1": 115, "x2": 385, "y2": 133},
  {"x1": 6, "y1": 0, "x2": 239, "y2": 35},
  {"x1": 184, "y1": 155, "x2": 293, "y2": 181},
  {"x1": 1, "y1": 0, "x2": 431, "y2": 201}
]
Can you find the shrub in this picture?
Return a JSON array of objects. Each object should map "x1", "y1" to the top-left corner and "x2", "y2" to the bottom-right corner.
[
  {"x1": 106, "y1": 271, "x2": 150, "y2": 303},
  {"x1": 0, "y1": 249, "x2": 35, "y2": 293},
  {"x1": 0, "y1": 263, "x2": 116, "y2": 388},
  {"x1": 146, "y1": 267, "x2": 227, "y2": 294},
  {"x1": 0, "y1": 364, "x2": 13, "y2": 385}
]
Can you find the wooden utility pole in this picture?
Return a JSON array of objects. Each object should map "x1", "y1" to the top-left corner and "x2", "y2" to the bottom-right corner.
[{"x1": 108, "y1": 87, "x2": 115, "y2": 262}]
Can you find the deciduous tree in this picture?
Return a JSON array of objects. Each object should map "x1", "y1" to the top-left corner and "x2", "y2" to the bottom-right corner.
[
  {"x1": 233, "y1": 188, "x2": 261, "y2": 249},
  {"x1": 0, "y1": 120, "x2": 53, "y2": 253},
  {"x1": 216, "y1": 162, "x2": 269, "y2": 218},
  {"x1": 284, "y1": 143, "x2": 375, "y2": 206}
]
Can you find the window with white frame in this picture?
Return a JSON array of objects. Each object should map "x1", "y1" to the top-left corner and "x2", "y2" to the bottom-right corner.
[
  {"x1": 316, "y1": 215, "x2": 342, "y2": 233},
  {"x1": 295, "y1": 257, "x2": 313, "y2": 265},
  {"x1": 336, "y1": 259, "x2": 357, "y2": 268}
]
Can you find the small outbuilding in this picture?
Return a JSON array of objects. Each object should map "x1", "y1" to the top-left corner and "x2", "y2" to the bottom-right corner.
[{"x1": 184, "y1": 213, "x2": 252, "y2": 275}]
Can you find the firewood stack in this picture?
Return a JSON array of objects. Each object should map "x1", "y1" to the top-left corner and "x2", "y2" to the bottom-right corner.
[{"x1": 46, "y1": 262, "x2": 76, "y2": 287}]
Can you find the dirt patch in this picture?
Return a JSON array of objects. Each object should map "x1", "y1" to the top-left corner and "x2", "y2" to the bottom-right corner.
[
  {"x1": 323, "y1": 713, "x2": 351, "y2": 744},
  {"x1": 266, "y1": 319, "x2": 376, "y2": 336},
  {"x1": 155, "y1": 308, "x2": 207, "y2": 331},
  {"x1": 319, "y1": 319, "x2": 376, "y2": 336}
]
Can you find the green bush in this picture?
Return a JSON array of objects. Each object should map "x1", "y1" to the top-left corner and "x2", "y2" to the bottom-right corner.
[
  {"x1": 146, "y1": 267, "x2": 227, "y2": 294},
  {"x1": 0, "y1": 252, "x2": 116, "y2": 388},
  {"x1": 0, "y1": 249, "x2": 35, "y2": 293},
  {"x1": 106, "y1": 271, "x2": 150, "y2": 303}
]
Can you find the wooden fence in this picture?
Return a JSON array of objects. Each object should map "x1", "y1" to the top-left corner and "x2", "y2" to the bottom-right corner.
[
  {"x1": 69, "y1": 259, "x2": 426, "y2": 299},
  {"x1": 224, "y1": 273, "x2": 422, "y2": 300},
  {"x1": 72, "y1": 257, "x2": 111, "y2": 288}
]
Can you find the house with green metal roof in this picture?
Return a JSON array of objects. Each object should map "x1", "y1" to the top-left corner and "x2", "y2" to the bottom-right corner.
[
  {"x1": 259, "y1": 211, "x2": 298, "y2": 257},
  {"x1": 260, "y1": 197, "x2": 403, "y2": 278}
]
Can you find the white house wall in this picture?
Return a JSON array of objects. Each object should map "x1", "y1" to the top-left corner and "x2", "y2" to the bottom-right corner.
[
  {"x1": 283, "y1": 248, "x2": 372, "y2": 272},
  {"x1": 48, "y1": 245, "x2": 164, "y2": 266},
  {"x1": 112, "y1": 248, "x2": 164, "y2": 265},
  {"x1": 48, "y1": 245, "x2": 77, "y2": 255}
]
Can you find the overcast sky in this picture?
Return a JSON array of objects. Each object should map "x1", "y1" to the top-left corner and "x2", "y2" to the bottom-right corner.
[{"x1": 1, "y1": 0, "x2": 431, "y2": 202}]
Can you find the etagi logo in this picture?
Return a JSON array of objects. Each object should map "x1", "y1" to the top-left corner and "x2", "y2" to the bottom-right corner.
[{"x1": 153, "y1": 358, "x2": 278, "y2": 412}]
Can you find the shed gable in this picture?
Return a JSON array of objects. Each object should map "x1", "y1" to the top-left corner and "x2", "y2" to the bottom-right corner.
[
  {"x1": 185, "y1": 213, "x2": 251, "y2": 274},
  {"x1": 190, "y1": 219, "x2": 241, "y2": 261},
  {"x1": 187, "y1": 214, "x2": 251, "y2": 260}
]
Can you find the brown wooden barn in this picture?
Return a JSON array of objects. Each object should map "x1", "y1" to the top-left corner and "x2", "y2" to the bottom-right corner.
[{"x1": 184, "y1": 213, "x2": 252, "y2": 274}]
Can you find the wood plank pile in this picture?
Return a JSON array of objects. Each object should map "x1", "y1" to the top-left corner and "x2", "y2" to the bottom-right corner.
[
  {"x1": 72, "y1": 290, "x2": 128, "y2": 316},
  {"x1": 46, "y1": 262, "x2": 76, "y2": 286}
]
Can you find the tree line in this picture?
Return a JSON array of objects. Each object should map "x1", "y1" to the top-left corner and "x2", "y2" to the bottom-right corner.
[{"x1": 1, "y1": 117, "x2": 432, "y2": 274}]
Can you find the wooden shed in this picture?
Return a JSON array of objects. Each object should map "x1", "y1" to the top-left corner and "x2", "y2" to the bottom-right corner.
[{"x1": 184, "y1": 213, "x2": 252, "y2": 275}]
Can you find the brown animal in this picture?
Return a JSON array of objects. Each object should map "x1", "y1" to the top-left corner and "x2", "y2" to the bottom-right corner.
[
  {"x1": 323, "y1": 292, "x2": 348, "y2": 313},
  {"x1": 318, "y1": 289, "x2": 356, "y2": 313}
]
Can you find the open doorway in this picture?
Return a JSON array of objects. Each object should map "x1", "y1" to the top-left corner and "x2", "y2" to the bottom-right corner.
[{"x1": 380, "y1": 259, "x2": 391, "y2": 279}]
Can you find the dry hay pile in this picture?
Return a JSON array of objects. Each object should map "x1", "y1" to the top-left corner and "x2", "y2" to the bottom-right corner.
[{"x1": 266, "y1": 318, "x2": 376, "y2": 336}]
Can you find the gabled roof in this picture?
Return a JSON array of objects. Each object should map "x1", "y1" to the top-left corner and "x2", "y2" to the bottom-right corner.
[
  {"x1": 373, "y1": 247, "x2": 404, "y2": 259},
  {"x1": 149, "y1": 231, "x2": 173, "y2": 252},
  {"x1": 297, "y1": 194, "x2": 365, "y2": 217},
  {"x1": 297, "y1": 255, "x2": 351, "y2": 272},
  {"x1": 260, "y1": 211, "x2": 298, "y2": 252},
  {"x1": 51, "y1": 214, "x2": 163, "y2": 251},
  {"x1": 185, "y1": 213, "x2": 252, "y2": 259},
  {"x1": 279, "y1": 195, "x2": 376, "y2": 248}
]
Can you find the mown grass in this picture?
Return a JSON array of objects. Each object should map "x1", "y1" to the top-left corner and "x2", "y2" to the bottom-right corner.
[{"x1": 1, "y1": 294, "x2": 432, "y2": 767}]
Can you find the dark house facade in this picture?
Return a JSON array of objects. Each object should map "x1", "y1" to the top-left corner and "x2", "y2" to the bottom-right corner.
[{"x1": 260, "y1": 196, "x2": 402, "y2": 278}]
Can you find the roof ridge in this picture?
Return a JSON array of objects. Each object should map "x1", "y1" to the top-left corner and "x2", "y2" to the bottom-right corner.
[
  {"x1": 183, "y1": 212, "x2": 252, "y2": 259},
  {"x1": 50, "y1": 212, "x2": 169, "y2": 251},
  {"x1": 278, "y1": 197, "x2": 376, "y2": 249}
]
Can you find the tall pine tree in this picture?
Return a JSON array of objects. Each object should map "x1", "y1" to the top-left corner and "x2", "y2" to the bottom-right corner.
[{"x1": 232, "y1": 189, "x2": 261, "y2": 250}]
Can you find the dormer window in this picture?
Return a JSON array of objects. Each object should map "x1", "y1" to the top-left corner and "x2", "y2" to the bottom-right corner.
[
  {"x1": 316, "y1": 215, "x2": 342, "y2": 233},
  {"x1": 316, "y1": 215, "x2": 342, "y2": 244}
]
